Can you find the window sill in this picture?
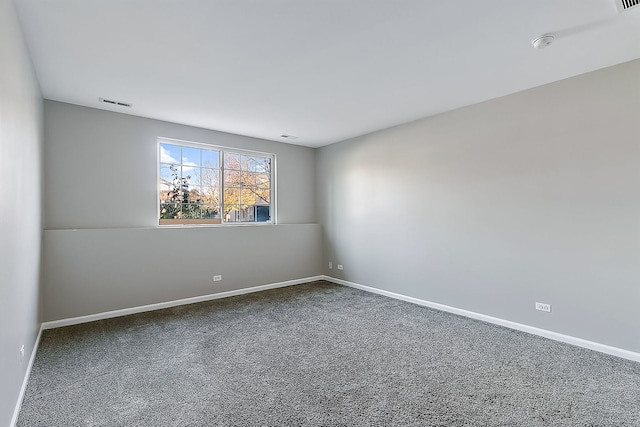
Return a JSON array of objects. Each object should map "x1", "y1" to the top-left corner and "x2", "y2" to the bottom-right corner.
[
  {"x1": 159, "y1": 218, "x2": 222, "y2": 226},
  {"x1": 157, "y1": 221, "x2": 275, "y2": 228}
]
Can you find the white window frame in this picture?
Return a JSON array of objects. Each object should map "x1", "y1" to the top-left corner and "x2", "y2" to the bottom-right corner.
[{"x1": 157, "y1": 137, "x2": 276, "y2": 226}]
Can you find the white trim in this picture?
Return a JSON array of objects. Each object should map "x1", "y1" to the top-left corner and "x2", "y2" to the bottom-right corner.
[
  {"x1": 158, "y1": 136, "x2": 275, "y2": 157},
  {"x1": 322, "y1": 275, "x2": 640, "y2": 363},
  {"x1": 42, "y1": 276, "x2": 323, "y2": 330},
  {"x1": 10, "y1": 324, "x2": 43, "y2": 427}
]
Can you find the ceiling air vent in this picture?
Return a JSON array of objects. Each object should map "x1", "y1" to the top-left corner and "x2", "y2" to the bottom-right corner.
[
  {"x1": 615, "y1": 0, "x2": 640, "y2": 12},
  {"x1": 280, "y1": 134, "x2": 299, "y2": 140},
  {"x1": 99, "y1": 97, "x2": 132, "y2": 108}
]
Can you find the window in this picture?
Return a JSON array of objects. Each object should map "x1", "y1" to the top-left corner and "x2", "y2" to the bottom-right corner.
[{"x1": 158, "y1": 139, "x2": 274, "y2": 225}]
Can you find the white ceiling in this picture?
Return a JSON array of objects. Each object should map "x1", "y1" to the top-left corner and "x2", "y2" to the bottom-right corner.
[{"x1": 14, "y1": 0, "x2": 640, "y2": 147}]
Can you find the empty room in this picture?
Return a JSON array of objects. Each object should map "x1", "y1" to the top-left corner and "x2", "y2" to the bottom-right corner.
[{"x1": 2, "y1": 0, "x2": 640, "y2": 425}]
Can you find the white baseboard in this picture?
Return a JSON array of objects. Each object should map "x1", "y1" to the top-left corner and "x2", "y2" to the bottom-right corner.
[
  {"x1": 322, "y1": 275, "x2": 640, "y2": 363},
  {"x1": 10, "y1": 324, "x2": 43, "y2": 427},
  {"x1": 42, "y1": 276, "x2": 324, "y2": 330}
]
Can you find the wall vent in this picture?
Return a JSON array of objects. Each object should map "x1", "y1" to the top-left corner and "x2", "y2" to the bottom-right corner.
[
  {"x1": 615, "y1": 0, "x2": 640, "y2": 12},
  {"x1": 99, "y1": 97, "x2": 132, "y2": 108}
]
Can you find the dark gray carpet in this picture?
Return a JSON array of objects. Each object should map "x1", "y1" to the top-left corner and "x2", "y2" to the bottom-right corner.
[{"x1": 17, "y1": 281, "x2": 640, "y2": 426}]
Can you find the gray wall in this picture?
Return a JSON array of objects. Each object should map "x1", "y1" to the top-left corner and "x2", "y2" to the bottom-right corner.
[
  {"x1": 43, "y1": 225, "x2": 320, "y2": 320},
  {"x1": 0, "y1": 0, "x2": 43, "y2": 424},
  {"x1": 317, "y1": 59, "x2": 640, "y2": 354},
  {"x1": 42, "y1": 102, "x2": 320, "y2": 321},
  {"x1": 44, "y1": 101, "x2": 316, "y2": 229}
]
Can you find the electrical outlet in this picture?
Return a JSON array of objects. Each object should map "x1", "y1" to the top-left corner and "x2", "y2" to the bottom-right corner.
[
  {"x1": 328, "y1": 262, "x2": 332, "y2": 269},
  {"x1": 19, "y1": 345, "x2": 25, "y2": 363},
  {"x1": 213, "y1": 275, "x2": 222, "y2": 282},
  {"x1": 337, "y1": 264, "x2": 343, "y2": 270},
  {"x1": 535, "y1": 302, "x2": 551, "y2": 312}
]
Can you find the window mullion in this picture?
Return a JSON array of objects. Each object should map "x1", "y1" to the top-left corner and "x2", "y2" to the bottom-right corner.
[{"x1": 221, "y1": 150, "x2": 225, "y2": 224}]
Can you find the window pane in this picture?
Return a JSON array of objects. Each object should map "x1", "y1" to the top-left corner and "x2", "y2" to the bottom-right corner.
[
  {"x1": 241, "y1": 155, "x2": 253, "y2": 171},
  {"x1": 256, "y1": 205, "x2": 270, "y2": 222},
  {"x1": 240, "y1": 189, "x2": 256, "y2": 205},
  {"x1": 159, "y1": 182, "x2": 172, "y2": 202},
  {"x1": 160, "y1": 202, "x2": 180, "y2": 219},
  {"x1": 242, "y1": 171, "x2": 257, "y2": 186},
  {"x1": 162, "y1": 185, "x2": 185, "y2": 204},
  {"x1": 224, "y1": 152, "x2": 241, "y2": 170},
  {"x1": 181, "y1": 204, "x2": 201, "y2": 219},
  {"x1": 243, "y1": 155, "x2": 270, "y2": 172},
  {"x1": 201, "y1": 187, "x2": 220, "y2": 205},
  {"x1": 254, "y1": 157, "x2": 270, "y2": 173},
  {"x1": 202, "y1": 205, "x2": 220, "y2": 219},
  {"x1": 224, "y1": 188, "x2": 240, "y2": 205},
  {"x1": 182, "y1": 167, "x2": 201, "y2": 187},
  {"x1": 202, "y1": 150, "x2": 220, "y2": 169},
  {"x1": 224, "y1": 170, "x2": 254, "y2": 187},
  {"x1": 182, "y1": 147, "x2": 201, "y2": 167},
  {"x1": 160, "y1": 164, "x2": 178, "y2": 184},
  {"x1": 222, "y1": 205, "x2": 269, "y2": 223},
  {"x1": 224, "y1": 205, "x2": 240, "y2": 222},
  {"x1": 240, "y1": 205, "x2": 254, "y2": 221},
  {"x1": 224, "y1": 205, "x2": 253, "y2": 222},
  {"x1": 255, "y1": 172, "x2": 270, "y2": 188},
  {"x1": 224, "y1": 169, "x2": 243, "y2": 187},
  {"x1": 160, "y1": 144, "x2": 181, "y2": 164},
  {"x1": 187, "y1": 187, "x2": 203, "y2": 204},
  {"x1": 254, "y1": 188, "x2": 270, "y2": 204},
  {"x1": 201, "y1": 168, "x2": 219, "y2": 188}
]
